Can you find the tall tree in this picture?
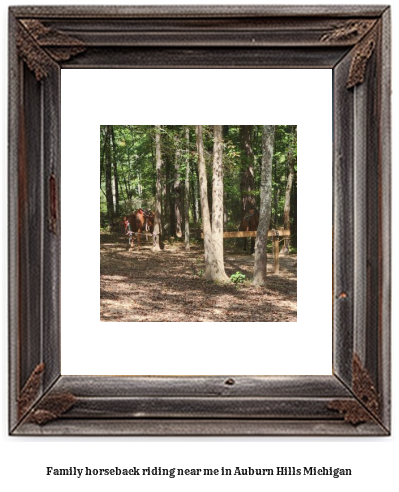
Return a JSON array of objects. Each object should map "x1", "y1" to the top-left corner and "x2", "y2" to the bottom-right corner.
[
  {"x1": 192, "y1": 164, "x2": 200, "y2": 224},
  {"x1": 153, "y1": 125, "x2": 163, "y2": 251},
  {"x1": 211, "y1": 125, "x2": 229, "y2": 281},
  {"x1": 272, "y1": 155, "x2": 280, "y2": 228},
  {"x1": 184, "y1": 126, "x2": 190, "y2": 251},
  {"x1": 104, "y1": 125, "x2": 115, "y2": 226},
  {"x1": 110, "y1": 126, "x2": 120, "y2": 217},
  {"x1": 174, "y1": 132, "x2": 183, "y2": 237},
  {"x1": 196, "y1": 125, "x2": 213, "y2": 280},
  {"x1": 240, "y1": 125, "x2": 255, "y2": 216},
  {"x1": 280, "y1": 151, "x2": 296, "y2": 254},
  {"x1": 100, "y1": 126, "x2": 106, "y2": 198},
  {"x1": 161, "y1": 147, "x2": 169, "y2": 237},
  {"x1": 196, "y1": 125, "x2": 228, "y2": 282},
  {"x1": 253, "y1": 125, "x2": 275, "y2": 286},
  {"x1": 281, "y1": 127, "x2": 297, "y2": 254},
  {"x1": 166, "y1": 153, "x2": 175, "y2": 238}
]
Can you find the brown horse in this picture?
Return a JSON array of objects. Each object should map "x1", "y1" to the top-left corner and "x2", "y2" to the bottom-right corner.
[
  {"x1": 240, "y1": 208, "x2": 259, "y2": 253},
  {"x1": 127, "y1": 209, "x2": 154, "y2": 250},
  {"x1": 120, "y1": 216, "x2": 129, "y2": 234}
]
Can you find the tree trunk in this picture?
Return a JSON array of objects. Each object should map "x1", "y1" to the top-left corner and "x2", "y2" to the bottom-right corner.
[
  {"x1": 174, "y1": 134, "x2": 182, "y2": 238},
  {"x1": 167, "y1": 157, "x2": 175, "y2": 238},
  {"x1": 100, "y1": 126, "x2": 106, "y2": 197},
  {"x1": 211, "y1": 125, "x2": 229, "y2": 281},
  {"x1": 110, "y1": 126, "x2": 120, "y2": 217},
  {"x1": 280, "y1": 150, "x2": 295, "y2": 255},
  {"x1": 253, "y1": 125, "x2": 275, "y2": 287},
  {"x1": 184, "y1": 127, "x2": 190, "y2": 250},
  {"x1": 240, "y1": 125, "x2": 255, "y2": 217},
  {"x1": 161, "y1": 151, "x2": 168, "y2": 237},
  {"x1": 192, "y1": 164, "x2": 200, "y2": 224},
  {"x1": 137, "y1": 172, "x2": 142, "y2": 198},
  {"x1": 104, "y1": 125, "x2": 114, "y2": 227},
  {"x1": 291, "y1": 171, "x2": 297, "y2": 248},
  {"x1": 196, "y1": 125, "x2": 213, "y2": 280},
  {"x1": 153, "y1": 125, "x2": 163, "y2": 251},
  {"x1": 272, "y1": 155, "x2": 279, "y2": 228}
]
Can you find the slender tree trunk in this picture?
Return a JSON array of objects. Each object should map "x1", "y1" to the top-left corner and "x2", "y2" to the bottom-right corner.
[
  {"x1": 153, "y1": 125, "x2": 163, "y2": 251},
  {"x1": 253, "y1": 125, "x2": 275, "y2": 286},
  {"x1": 151, "y1": 146, "x2": 156, "y2": 197},
  {"x1": 190, "y1": 176, "x2": 197, "y2": 224},
  {"x1": 184, "y1": 127, "x2": 190, "y2": 250},
  {"x1": 291, "y1": 172, "x2": 297, "y2": 248},
  {"x1": 161, "y1": 151, "x2": 168, "y2": 237},
  {"x1": 104, "y1": 125, "x2": 114, "y2": 227},
  {"x1": 168, "y1": 159, "x2": 175, "y2": 238},
  {"x1": 100, "y1": 126, "x2": 106, "y2": 197},
  {"x1": 240, "y1": 125, "x2": 255, "y2": 217},
  {"x1": 122, "y1": 169, "x2": 132, "y2": 202},
  {"x1": 281, "y1": 151, "x2": 295, "y2": 254},
  {"x1": 110, "y1": 126, "x2": 120, "y2": 217},
  {"x1": 196, "y1": 125, "x2": 213, "y2": 280},
  {"x1": 174, "y1": 134, "x2": 182, "y2": 237},
  {"x1": 211, "y1": 125, "x2": 229, "y2": 281},
  {"x1": 137, "y1": 173, "x2": 142, "y2": 198},
  {"x1": 274, "y1": 188, "x2": 281, "y2": 229},
  {"x1": 192, "y1": 165, "x2": 200, "y2": 223}
]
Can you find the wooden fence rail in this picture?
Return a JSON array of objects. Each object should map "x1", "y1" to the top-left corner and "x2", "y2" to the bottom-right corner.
[
  {"x1": 214, "y1": 229, "x2": 291, "y2": 239},
  {"x1": 200, "y1": 229, "x2": 291, "y2": 274}
]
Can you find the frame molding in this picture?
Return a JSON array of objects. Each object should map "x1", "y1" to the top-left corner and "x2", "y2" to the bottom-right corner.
[{"x1": 8, "y1": 5, "x2": 391, "y2": 436}]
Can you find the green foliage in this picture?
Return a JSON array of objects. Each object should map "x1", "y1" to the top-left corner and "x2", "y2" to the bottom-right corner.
[
  {"x1": 230, "y1": 271, "x2": 246, "y2": 284},
  {"x1": 100, "y1": 124, "x2": 297, "y2": 248}
]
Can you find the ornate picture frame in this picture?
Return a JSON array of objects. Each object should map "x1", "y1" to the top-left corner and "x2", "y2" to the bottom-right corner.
[{"x1": 9, "y1": 5, "x2": 391, "y2": 435}]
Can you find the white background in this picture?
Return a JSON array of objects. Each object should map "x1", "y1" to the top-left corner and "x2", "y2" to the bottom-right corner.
[
  {"x1": 1, "y1": 1, "x2": 397, "y2": 492},
  {"x1": 61, "y1": 68, "x2": 332, "y2": 376}
]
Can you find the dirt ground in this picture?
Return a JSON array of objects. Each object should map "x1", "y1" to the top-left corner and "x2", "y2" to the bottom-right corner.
[{"x1": 100, "y1": 232, "x2": 297, "y2": 322}]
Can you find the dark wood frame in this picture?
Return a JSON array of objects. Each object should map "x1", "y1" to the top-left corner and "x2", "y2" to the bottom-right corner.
[{"x1": 9, "y1": 5, "x2": 391, "y2": 436}]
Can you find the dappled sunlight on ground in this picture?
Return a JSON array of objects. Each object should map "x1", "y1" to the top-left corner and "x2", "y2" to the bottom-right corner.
[{"x1": 100, "y1": 232, "x2": 297, "y2": 322}]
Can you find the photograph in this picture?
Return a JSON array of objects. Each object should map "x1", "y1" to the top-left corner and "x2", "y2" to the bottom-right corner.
[
  {"x1": 100, "y1": 124, "x2": 297, "y2": 322},
  {"x1": 4, "y1": 2, "x2": 394, "y2": 482},
  {"x1": 2, "y1": 0, "x2": 398, "y2": 491}
]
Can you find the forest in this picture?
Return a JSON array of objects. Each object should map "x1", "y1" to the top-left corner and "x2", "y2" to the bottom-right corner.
[{"x1": 100, "y1": 125, "x2": 297, "y2": 322}]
